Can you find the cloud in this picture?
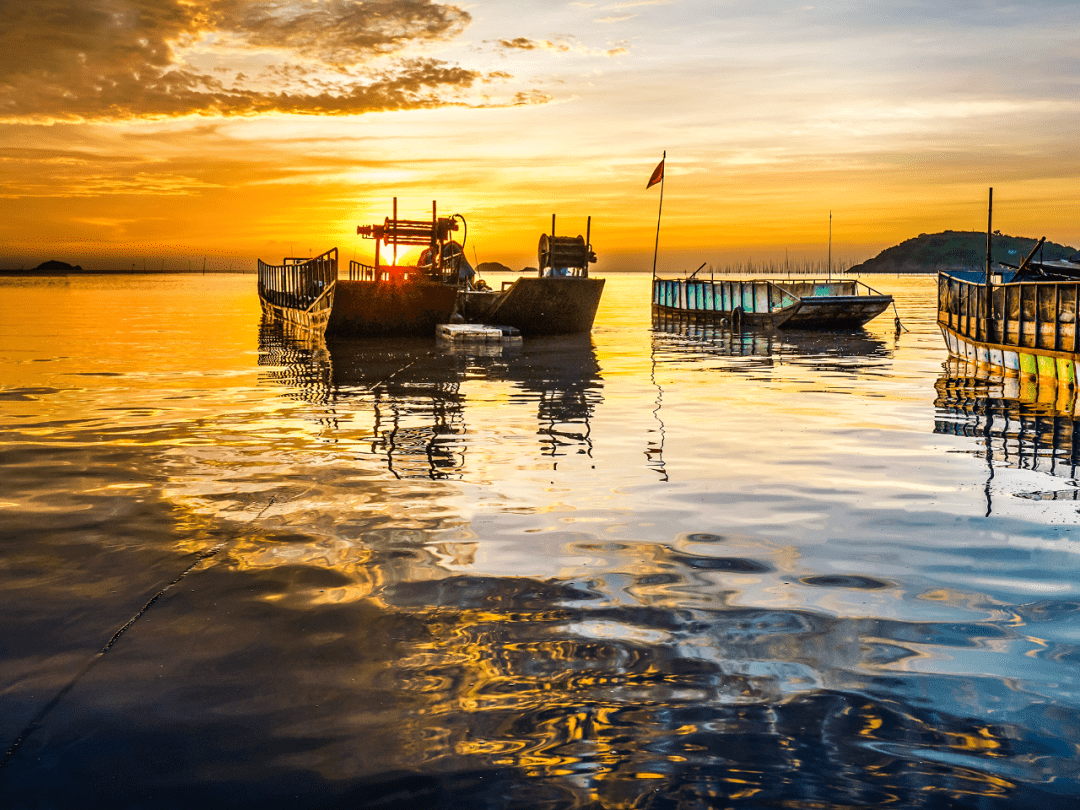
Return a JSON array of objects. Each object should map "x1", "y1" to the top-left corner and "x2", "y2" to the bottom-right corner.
[
  {"x1": 495, "y1": 37, "x2": 575, "y2": 53},
  {"x1": 0, "y1": 0, "x2": 511, "y2": 121},
  {"x1": 490, "y1": 36, "x2": 628, "y2": 57},
  {"x1": 600, "y1": 0, "x2": 670, "y2": 7}
]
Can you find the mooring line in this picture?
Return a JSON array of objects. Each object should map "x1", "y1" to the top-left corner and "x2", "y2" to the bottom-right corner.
[
  {"x1": 1, "y1": 493, "x2": 278, "y2": 774},
  {"x1": 369, "y1": 351, "x2": 434, "y2": 392}
]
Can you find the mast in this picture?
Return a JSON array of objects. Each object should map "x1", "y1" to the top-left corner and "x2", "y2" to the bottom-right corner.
[
  {"x1": 828, "y1": 211, "x2": 832, "y2": 280},
  {"x1": 651, "y1": 151, "x2": 665, "y2": 279},
  {"x1": 984, "y1": 188, "x2": 993, "y2": 342}
]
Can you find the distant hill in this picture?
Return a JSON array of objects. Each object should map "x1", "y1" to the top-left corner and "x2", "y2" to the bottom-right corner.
[
  {"x1": 35, "y1": 259, "x2": 83, "y2": 272},
  {"x1": 477, "y1": 261, "x2": 514, "y2": 275},
  {"x1": 852, "y1": 231, "x2": 1079, "y2": 273}
]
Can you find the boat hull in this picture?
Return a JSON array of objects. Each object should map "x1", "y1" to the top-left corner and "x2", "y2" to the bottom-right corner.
[
  {"x1": 652, "y1": 276, "x2": 892, "y2": 330},
  {"x1": 938, "y1": 269, "x2": 1080, "y2": 385},
  {"x1": 259, "y1": 285, "x2": 335, "y2": 334},
  {"x1": 326, "y1": 278, "x2": 458, "y2": 337},
  {"x1": 782, "y1": 294, "x2": 893, "y2": 328},
  {"x1": 257, "y1": 249, "x2": 338, "y2": 335},
  {"x1": 460, "y1": 277, "x2": 605, "y2": 335},
  {"x1": 650, "y1": 302, "x2": 796, "y2": 328}
]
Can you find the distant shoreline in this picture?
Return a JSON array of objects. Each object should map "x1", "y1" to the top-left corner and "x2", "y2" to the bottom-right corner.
[
  {"x1": 0, "y1": 269, "x2": 257, "y2": 276},
  {"x1": 1, "y1": 267, "x2": 943, "y2": 277}
]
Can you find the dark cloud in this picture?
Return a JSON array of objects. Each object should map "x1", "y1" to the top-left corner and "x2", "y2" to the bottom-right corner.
[
  {"x1": 0, "y1": 0, "x2": 502, "y2": 121},
  {"x1": 213, "y1": 0, "x2": 470, "y2": 64}
]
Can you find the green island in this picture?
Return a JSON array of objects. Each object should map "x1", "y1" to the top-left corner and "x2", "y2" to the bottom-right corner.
[{"x1": 853, "y1": 230, "x2": 1078, "y2": 273}]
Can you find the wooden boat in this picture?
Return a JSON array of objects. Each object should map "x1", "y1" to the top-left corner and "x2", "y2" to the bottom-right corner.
[
  {"x1": 458, "y1": 216, "x2": 605, "y2": 336},
  {"x1": 257, "y1": 248, "x2": 337, "y2": 333},
  {"x1": 652, "y1": 274, "x2": 892, "y2": 329},
  {"x1": 939, "y1": 257, "x2": 1080, "y2": 386},
  {"x1": 257, "y1": 199, "x2": 461, "y2": 337},
  {"x1": 938, "y1": 190, "x2": 1080, "y2": 386}
]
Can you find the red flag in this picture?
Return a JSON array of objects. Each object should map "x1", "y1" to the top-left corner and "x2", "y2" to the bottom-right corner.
[{"x1": 647, "y1": 158, "x2": 664, "y2": 189}]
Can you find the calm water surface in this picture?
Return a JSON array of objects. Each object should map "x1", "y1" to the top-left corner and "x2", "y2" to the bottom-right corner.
[{"x1": 1, "y1": 272, "x2": 1079, "y2": 808}]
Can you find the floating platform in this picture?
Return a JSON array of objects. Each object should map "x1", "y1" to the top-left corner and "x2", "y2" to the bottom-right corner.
[{"x1": 436, "y1": 323, "x2": 523, "y2": 345}]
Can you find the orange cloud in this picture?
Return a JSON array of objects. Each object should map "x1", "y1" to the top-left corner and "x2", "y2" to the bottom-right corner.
[{"x1": 0, "y1": 0, "x2": 508, "y2": 121}]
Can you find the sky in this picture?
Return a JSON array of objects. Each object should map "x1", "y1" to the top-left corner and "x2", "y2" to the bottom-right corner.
[{"x1": 1, "y1": 0, "x2": 1077, "y2": 272}]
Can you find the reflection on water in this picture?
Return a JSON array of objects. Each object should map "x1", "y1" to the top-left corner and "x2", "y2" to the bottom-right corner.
[
  {"x1": 3, "y1": 275, "x2": 1080, "y2": 808},
  {"x1": 935, "y1": 358, "x2": 1080, "y2": 510},
  {"x1": 259, "y1": 320, "x2": 602, "y2": 479},
  {"x1": 651, "y1": 311, "x2": 891, "y2": 369}
]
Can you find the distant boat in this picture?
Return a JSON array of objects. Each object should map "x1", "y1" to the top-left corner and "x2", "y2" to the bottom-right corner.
[
  {"x1": 652, "y1": 274, "x2": 893, "y2": 329},
  {"x1": 458, "y1": 215, "x2": 605, "y2": 336},
  {"x1": 257, "y1": 199, "x2": 461, "y2": 337}
]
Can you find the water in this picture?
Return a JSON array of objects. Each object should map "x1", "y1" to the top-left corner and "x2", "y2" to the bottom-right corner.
[{"x1": 1, "y1": 272, "x2": 1079, "y2": 808}]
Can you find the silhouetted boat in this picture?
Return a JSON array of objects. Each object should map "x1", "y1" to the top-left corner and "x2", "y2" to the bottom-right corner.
[
  {"x1": 458, "y1": 215, "x2": 605, "y2": 335},
  {"x1": 652, "y1": 275, "x2": 892, "y2": 329},
  {"x1": 257, "y1": 249, "x2": 337, "y2": 333},
  {"x1": 258, "y1": 199, "x2": 462, "y2": 337}
]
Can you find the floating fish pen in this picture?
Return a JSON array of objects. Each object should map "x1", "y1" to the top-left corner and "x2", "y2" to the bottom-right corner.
[
  {"x1": 257, "y1": 248, "x2": 337, "y2": 333},
  {"x1": 652, "y1": 276, "x2": 892, "y2": 329}
]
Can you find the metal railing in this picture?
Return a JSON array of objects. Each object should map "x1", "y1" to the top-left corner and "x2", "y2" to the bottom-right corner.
[
  {"x1": 938, "y1": 273, "x2": 1079, "y2": 353},
  {"x1": 347, "y1": 260, "x2": 428, "y2": 283},
  {"x1": 258, "y1": 248, "x2": 337, "y2": 312}
]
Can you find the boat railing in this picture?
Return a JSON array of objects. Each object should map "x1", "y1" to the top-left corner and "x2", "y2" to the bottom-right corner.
[
  {"x1": 348, "y1": 261, "x2": 430, "y2": 283},
  {"x1": 348, "y1": 261, "x2": 376, "y2": 281},
  {"x1": 258, "y1": 248, "x2": 337, "y2": 312},
  {"x1": 938, "y1": 272, "x2": 1079, "y2": 352},
  {"x1": 652, "y1": 276, "x2": 798, "y2": 315},
  {"x1": 773, "y1": 278, "x2": 865, "y2": 298}
]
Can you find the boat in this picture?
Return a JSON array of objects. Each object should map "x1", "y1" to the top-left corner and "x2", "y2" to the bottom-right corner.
[
  {"x1": 257, "y1": 248, "x2": 337, "y2": 333},
  {"x1": 938, "y1": 190, "x2": 1080, "y2": 386},
  {"x1": 939, "y1": 251, "x2": 1080, "y2": 385},
  {"x1": 258, "y1": 199, "x2": 462, "y2": 337},
  {"x1": 457, "y1": 215, "x2": 605, "y2": 336},
  {"x1": 651, "y1": 273, "x2": 893, "y2": 329}
]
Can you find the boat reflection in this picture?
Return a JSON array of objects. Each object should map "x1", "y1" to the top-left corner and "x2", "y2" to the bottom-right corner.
[
  {"x1": 935, "y1": 358, "x2": 1080, "y2": 478},
  {"x1": 935, "y1": 358, "x2": 1080, "y2": 494},
  {"x1": 257, "y1": 319, "x2": 602, "y2": 478},
  {"x1": 651, "y1": 311, "x2": 890, "y2": 370}
]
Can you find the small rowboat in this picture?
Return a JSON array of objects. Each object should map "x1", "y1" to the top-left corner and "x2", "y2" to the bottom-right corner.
[{"x1": 652, "y1": 275, "x2": 892, "y2": 329}]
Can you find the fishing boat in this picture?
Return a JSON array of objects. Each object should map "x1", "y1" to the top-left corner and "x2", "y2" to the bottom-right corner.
[
  {"x1": 939, "y1": 230, "x2": 1080, "y2": 385},
  {"x1": 651, "y1": 273, "x2": 893, "y2": 329},
  {"x1": 258, "y1": 199, "x2": 462, "y2": 337},
  {"x1": 458, "y1": 216, "x2": 605, "y2": 336},
  {"x1": 257, "y1": 248, "x2": 337, "y2": 333}
]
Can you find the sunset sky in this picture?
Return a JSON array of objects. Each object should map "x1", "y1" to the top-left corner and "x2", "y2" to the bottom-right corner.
[{"x1": 1, "y1": 0, "x2": 1077, "y2": 272}]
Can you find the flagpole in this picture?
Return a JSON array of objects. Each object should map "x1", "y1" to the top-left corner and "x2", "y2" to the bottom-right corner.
[{"x1": 651, "y1": 150, "x2": 665, "y2": 279}]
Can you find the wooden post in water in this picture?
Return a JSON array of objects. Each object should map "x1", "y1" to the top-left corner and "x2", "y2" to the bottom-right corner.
[{"x1": 828, "y1": 211, "x2": 832, "y2": 281}]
